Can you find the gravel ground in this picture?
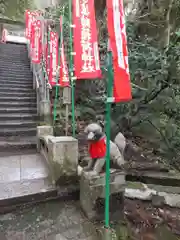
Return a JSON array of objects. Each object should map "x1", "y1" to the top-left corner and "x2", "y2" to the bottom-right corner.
[
  {"x1": 0, "y1": 198, "x2": 179, "y2": 240},
  {"x1": 0, "y1": 200, "x2": 99, "y2": 240}
]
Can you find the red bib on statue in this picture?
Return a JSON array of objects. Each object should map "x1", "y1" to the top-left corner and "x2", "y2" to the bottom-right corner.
[{"x1": 89, "y1": 137, "x2": 106, "y2": 159}]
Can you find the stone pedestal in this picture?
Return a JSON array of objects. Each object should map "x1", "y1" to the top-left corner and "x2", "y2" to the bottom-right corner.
[
  {"x1": 37, "y1": 126, "x2": 53, "y2": 152},
  {"x1": 63, "y1": 87, "x2": 71, "y2": 104},
  {"x1": 48, "y1": 137, "x2": 78, "y2": 185},
  {"x1": 80, "y1": 170, "x2": 125, "y2": 222},
  {"x1": 39, "y1": 100, "x2": 51, "y2": 124}
]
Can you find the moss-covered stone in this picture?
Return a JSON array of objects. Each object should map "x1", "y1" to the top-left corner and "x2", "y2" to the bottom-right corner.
[
  {"x1": 126, "y1": 181, "x2": 146, "y2": 190},
  {"x1": 155, "y1": 225, "x2": 179, "y2": 240}
]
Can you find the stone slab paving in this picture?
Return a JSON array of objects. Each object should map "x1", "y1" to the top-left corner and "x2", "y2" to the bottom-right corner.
[
  {"x1": 0, "y1": 153, "x2": 55, "y2": 201},
  {"x1": 0, "y1": 200, "x2": 99, "y2": 240}
]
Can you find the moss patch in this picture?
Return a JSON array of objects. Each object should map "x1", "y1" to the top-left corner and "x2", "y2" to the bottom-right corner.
[{"x1": 126, "y1": 181, "x2": 146, "y2": 191}]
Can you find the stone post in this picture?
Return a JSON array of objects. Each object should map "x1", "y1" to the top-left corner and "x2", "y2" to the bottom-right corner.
[
  {"x1": 48, "y1": 136, "x2": 78, "y2": 185},
  {"x1": 39, "y1": 100, "x2": 51, "y2": 123},
  {"x1": 80, "y1": 170, "x2": 125, "y2": 222},
  {"x1": 37, "y1": 125, "x2": 53, "y2": 152}
]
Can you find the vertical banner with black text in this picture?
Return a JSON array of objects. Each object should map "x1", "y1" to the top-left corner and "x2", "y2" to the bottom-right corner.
[
  {"x1": 107, "y1": 0, "x2": 132, "y2": 102},
  {"x1": 73, "y1": 0, "x2": 101, "y2": 79},
  {"x1": 31, "y1": 20, "x2": 42, "y2": 64},
  {"x1": 59, "y1": 16, "x2": 70, "y2": 87},
  {"x1": 49, "y1": 31, "x2": 58, "y2": 85}
]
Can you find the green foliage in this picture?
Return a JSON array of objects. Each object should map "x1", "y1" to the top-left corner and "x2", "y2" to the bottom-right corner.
[
  {"x1": 47, "y1": 2, "x2": 180, "y2": 168},
  {"x1": 111, "y1": 23, "x2": 180, "y2": 167},
  {"x1": 0, "y1": 0, "x2": 33, "y2": 20}
]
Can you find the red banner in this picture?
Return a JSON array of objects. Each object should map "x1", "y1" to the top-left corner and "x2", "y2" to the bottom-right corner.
[
  {"x1": 1, "y1": 28, "x2": 8, "y2": 43},
  {"x1": 107, "y1": 0, "x2": 132, "y2": 102},
  {"x1": 73, "y1": 0, "x2": 101, "y2": 79},
  {"x1": 31, "y1": 20, "x2": 42, "y2": 64},
  {"x1": 59, "y1": 16, "x2": 70, "y2": 87},
  {"x1": 49, "y1": 31, "x2": 58, "y2": 85},
  {"x1": 45, "y1": 42, "x2": 49, "y2": 76},
  {"x1": 25, "y1": 10, "x2": 40, "y2": 40}
]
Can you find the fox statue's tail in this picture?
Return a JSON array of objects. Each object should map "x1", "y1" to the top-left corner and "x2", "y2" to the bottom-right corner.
[{"x1": 114, "y1": 132, "x2": 126, "y2": 156}]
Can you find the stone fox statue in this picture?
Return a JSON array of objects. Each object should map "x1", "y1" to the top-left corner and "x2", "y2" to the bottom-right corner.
[{"x1": 83, "y1": 123, "x2": 126, "y2": 175}]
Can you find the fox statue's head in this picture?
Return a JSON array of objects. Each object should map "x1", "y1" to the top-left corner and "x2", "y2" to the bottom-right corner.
[{"x1": 84, "y1": 123, "x2": 104, "y2": 142}]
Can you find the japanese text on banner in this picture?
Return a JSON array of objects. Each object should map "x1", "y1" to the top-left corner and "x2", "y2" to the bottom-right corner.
[
  {"x1": 31, "y1": 20, "x2": 42, "y2": 64},
  {"x1": 1, "y1": 28, "x2": 8, "y2": 43},
  {"x1": 107, "y1": 0, "x2": 132, "y2": 102},
  {"x1": 49, "y1": 32, "x2": 58, "y2": 86},
  {"x1": 73, "y1": 0, "x2": 101, "y2": 79},
  {"x1": 59, "y1": 16, "x2": 70, "y2": 87}
]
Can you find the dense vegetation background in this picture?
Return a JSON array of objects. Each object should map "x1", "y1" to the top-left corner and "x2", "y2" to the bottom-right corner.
[{"x1": 49, "y1": 0, "x2": 180, "y2": 170}]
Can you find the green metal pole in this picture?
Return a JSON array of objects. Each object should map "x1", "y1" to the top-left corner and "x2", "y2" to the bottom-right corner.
[
  {"x1": 68, "y1": 0, "x2": 76, "y2": 137},
  {"x1": 105, "y1": 49, "x2": 113, "y2": 229},
  {"x1": 53, "y1": 12, "x2": 64, "y2": 123}
]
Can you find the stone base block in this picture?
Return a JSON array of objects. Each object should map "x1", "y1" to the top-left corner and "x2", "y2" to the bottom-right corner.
[
  {"x1": 39, "y1": 100, "x2": 51, "y2": 123},
  {"x1": 97, "y1": 227, "x2": 118, "y2": 240},
  {"x1": 80, "y1": 170, "x2": 125, "y2": 222},
  {"x1": 48, "y1": 136, "x2": 78, "y2": 186},
  {"x1": 37, "y1": 126, "x2": 53, "y2": 152}
]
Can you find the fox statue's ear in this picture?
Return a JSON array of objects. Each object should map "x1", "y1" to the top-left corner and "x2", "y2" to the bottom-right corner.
[
  {"x1": 98, "y1": 120, "x2": 104, "y2": 129},
  {"x1": 84, "y1": 126, "x2": 89, "y2": 133}
]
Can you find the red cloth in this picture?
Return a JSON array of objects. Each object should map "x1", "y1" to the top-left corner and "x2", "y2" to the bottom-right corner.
[{"x1": 88, "y1": 137, "x2": 106, "y2": 159}]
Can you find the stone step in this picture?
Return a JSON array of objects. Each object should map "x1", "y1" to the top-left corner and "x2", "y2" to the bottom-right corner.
[
  {"x1": 0, "y1": 51, "x2": 26, "y2": 54},
  {"x1": 0, "y1": 73, "x2": 32, "y2": 78},
  {"x1": 0, "y1": 59, "x2": 29, "y2": 64},
  {"x1": 0, "y1": 120, "x2": 36, "y2": 129},
  {"x1": 0, "y1": 78, "x2": 33, "y2": 83},
  {"x1": 0, "y1": 43, "x2": 27, "y2": 49},
  {"x1": 0, "y1": 58, "x2": 28, "y2": 61},
  {"x1": 0, "y1": 62, "x2": 29, "y2": 65},
  {"x1": 0, "y1": 57, "x2": 28, "y2": 61},
  {"x1": 0, "y1": 113, "x2": 38, "y2": 121},
  {"x1": 0, "y1": 53, "x2": 28, "y2": 57},
  {"x1": 0, "y1": 49, "x2": 27, "y2": 54},
  {"x1": 1, "y1": 149, "x2": 37, "y2": 157},
  {"x1": 0, "y1": 87, "x2": 34, "y2": 93},
  {"x1": 0, "y1": 178, "x2": 58, "y2": 214},
  {"x1": 0, "y1": 127, "x2": 36, "y2": 137},
  {"x1": 0, "y1": 48, "x2": 27, "y2": 53},
  {"x1": 0, "y1": 80, "x2": 33, "y2": 86},
  {"x1": 125, "y1": 182, "x2": 180, "y2": 209},
  {"x1": 0, "y1": 78, "x2": 32, "y2": 83},
  {"x1": 0, "y1": 96, "x2": 36, "y2": 102},
  {"x1": 0, "y1": 59, "x2": 29, "y2": 63},
  {"x1": 0, "y1": 151, "x2": 79, "y2": 213},
  {"x1": 0, "y1": 61, "x2": 30, "y2": 66},
  {"x1": 0, "y1": 152, "x2": 58, "y2": 213},
  {"x1": 0, "y1": 64, "x2": 30, "y2": 69},
  {"x1": 126, "y1": 171, "x2": 180, "y2": 187},
  {"x1": 0, "y1": 71, "x2": 32, "y2": 75},
  {"x1": 0, "y1": 136, "x2": 37, "y2": 152},
  {"x1": 0, "y1": 53, "x2": 28, "y2": 58},
  {"x1": 0, "y1": 92, "x2": 36, "y2": 97},
  {"x1": 0, "y1": 107, "x2": 37, "y2": 114},
  {"x1": 0, "y1": 102, "x2": 36, "y2": 108}
]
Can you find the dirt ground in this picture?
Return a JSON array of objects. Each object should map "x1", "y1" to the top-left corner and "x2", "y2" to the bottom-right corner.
[
  {"x1": 123, "y1": 199, "x2": 180, "y2": 240},
  {"x1": 0, "y1": 198, "x2": 179, "y2": 240}
]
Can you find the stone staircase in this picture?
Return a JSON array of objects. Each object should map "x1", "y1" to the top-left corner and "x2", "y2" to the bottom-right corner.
[
  {"x1": 0, "y1": 42, "x2": 37, "y2": 154},
  {"x1": 0, "y1": 42, "x2": 59, "y2": 211}
]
